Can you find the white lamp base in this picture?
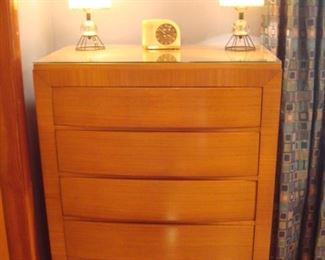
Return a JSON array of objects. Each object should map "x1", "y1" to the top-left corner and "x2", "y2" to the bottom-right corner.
[
  {"x1": 75, "y1": 11, "x2": 106, "y2": 51},
  {"x1": 225, "y1": 9, "x2": 256, "y2": 52}
]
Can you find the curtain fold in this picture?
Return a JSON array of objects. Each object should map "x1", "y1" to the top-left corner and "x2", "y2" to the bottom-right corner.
[{"x1": 263, "y1": 0, "x2": 325, "y2": 259}]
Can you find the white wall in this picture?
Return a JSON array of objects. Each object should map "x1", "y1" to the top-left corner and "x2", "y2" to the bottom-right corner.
[
  {"x1": 19, "y1": 0, "x2": 53, "y2": 107},
  {"x1": 19, "y1": 0, "x2": 264, "y2": 64},
  {"x1": 51, "y1": 0, "x2": 263, "y2": 48}
]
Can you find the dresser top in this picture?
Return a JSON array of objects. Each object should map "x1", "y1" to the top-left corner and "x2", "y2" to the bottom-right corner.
[{"x1": 35, "y1": 45, "x2": 280, "y2": 64}]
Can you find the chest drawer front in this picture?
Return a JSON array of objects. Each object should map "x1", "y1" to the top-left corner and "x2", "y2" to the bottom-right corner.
[
  {"x1": 64, "y1": 220, "x2": 254, "y2": 260},
  {"x1": 61, "y1": 178, "x2": 256, "y2": 223},
  {"x1": 56, "y1": 130, "x2": 260, "y2": 178},
  {"x1": 53, "y1": 87, "x2": 262, "y2": 129}
]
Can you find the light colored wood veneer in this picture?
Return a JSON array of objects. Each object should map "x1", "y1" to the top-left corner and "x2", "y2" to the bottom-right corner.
[
  {"x1": 61, "y1": 178, "x2": 257, "y2": 223},
  {"x1": 34, "y1": 45, "x2": 281, "y2": 260}
]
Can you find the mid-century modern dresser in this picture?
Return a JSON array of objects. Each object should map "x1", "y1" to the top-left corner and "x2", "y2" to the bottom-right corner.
[{"x1": 34, "y1": 45, "x2": 282, "y2": 260}]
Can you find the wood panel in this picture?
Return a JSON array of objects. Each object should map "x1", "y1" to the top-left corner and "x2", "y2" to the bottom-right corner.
[
  {"x1": 34, "y1": 63, "x2": 280, "y2": 89},
  {"x1": 34, "y1": 72, "x2": 67, "y2": 260},
  {"x1": 34, "y1": 48, "x2": 281, "y2": 260},
  {"x1": 253, "y1": 72, "x2": 282, "y2": 259},
  {"x1": 53, "y1": 87, "x2": 262, "y2": 128},
  {"x1": 0, "y1": 190, "x2": 9, "y2": 260},
  {"x1": 56, "y1": 130, "x2": 260, "y2": 178},
  {"x1": 64, "y1": 220, "x2": 254, "y2": 260},
  {"x1": 0, "y1": 0, "x2": 39, "y2": 259},
  {"x1": 61, "y1": 178, "x2": 256, "y2": 223}
]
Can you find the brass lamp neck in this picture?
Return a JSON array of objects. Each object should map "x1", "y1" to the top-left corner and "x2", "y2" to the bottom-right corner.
[
  {"x1": 83, "y1": 9, "x2": 92, "y2": 20},
  {"x1": 86, "y1": 12, "x2": 91, "y2": 21},
  {"x1": 235, "y1": 7, "x2": 247, "y2": 20}
]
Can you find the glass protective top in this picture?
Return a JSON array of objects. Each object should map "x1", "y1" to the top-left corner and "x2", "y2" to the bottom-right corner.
[{"x1": 36, "y1": 44, "x2": 280, "y2": 64}]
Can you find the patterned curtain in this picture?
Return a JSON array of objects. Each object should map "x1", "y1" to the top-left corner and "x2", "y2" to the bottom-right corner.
[{"x1": 262, "y1": 0, "x2": 325, "y2": 259}]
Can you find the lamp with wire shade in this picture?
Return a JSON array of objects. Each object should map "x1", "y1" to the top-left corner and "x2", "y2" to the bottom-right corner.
[
  {"x1": 219, "y1": 0, "x2": 265, "y2": 51},
  {"x1": 69, "y1": 0, "x2": 112, "y2": 51}
]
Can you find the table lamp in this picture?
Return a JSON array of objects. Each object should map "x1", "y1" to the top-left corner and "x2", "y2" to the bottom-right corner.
[
  {"x1": 69, "y1": 0, "x2": 112, "y2": 51},
  {"x1": 219, "y1": 0, "x2": 264, "y2": 51}
]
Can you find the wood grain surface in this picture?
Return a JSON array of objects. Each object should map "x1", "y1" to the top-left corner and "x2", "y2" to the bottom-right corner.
[
  {"x1": 53, "y1": 87, "x2": 262, "y2": 128},
  {"x1": 56, "y1": 130, "x2": 260, "y2": 178},
  {"x1": 61, "y1": 178, "x2": 256, "y2": 223},
  {"x1": 0, "y1": 0, "x2": 39, "y2": 259},
  {"x1": 0, "y1": 190, "x2": 9, "y2": 260},
  {"x1": 34, "y1": 49, "x2": 282, "y2": 260},
  {"x1": 34, "y1": 72, "x2": 68, "y2": 259},
  {"x1": 253, "y1": 71, "x2": 282, "y2": 259},
  {"x1": 64, "y1": 220, "x2": 254, "y2": 260}
]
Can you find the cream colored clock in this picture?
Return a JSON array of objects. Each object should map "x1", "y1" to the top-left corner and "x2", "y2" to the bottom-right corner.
[{"x1": 142, "y1": 19, "x2": 181, "y2": 50}]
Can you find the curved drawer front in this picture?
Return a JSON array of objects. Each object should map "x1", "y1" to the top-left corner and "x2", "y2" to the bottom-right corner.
[
  {"x1": 64, "y1": 220, "x2": 254, "y2": 260},
  {"x1": 61, "y1": 178, "x2": 256, "y2": 223},
  {"x1": 53, "y1": 87, "x2": 262, "y2": 129},
  {"x1": 56, "y1": 130, "x2": 260, "y2": 178}
]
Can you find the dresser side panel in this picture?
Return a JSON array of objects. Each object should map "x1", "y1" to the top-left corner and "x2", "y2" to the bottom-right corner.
[
  {"x1": 253, "y1": 71, "x2": 282, "y2": 260},
  {"x1": 33, "y1": 71, "x2": 67, "y2": 260}
]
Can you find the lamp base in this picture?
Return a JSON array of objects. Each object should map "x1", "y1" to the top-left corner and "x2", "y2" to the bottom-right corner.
[
  {"x1": 225, "y1": 34, "x2": 256, "y2": 52},
  {"x1": 75, "y1": 35, "x2": 105, "y2": 51}
]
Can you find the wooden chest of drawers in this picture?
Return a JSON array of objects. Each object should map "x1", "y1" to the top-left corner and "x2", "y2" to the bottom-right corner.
[{"x1": 34, "y1": 45, "x2": 282, "y2": 260}]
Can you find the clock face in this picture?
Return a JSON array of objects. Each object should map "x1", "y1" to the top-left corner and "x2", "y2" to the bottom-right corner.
[{"x1": 155, "y1": 23, "x2": 177, "y2": 45}]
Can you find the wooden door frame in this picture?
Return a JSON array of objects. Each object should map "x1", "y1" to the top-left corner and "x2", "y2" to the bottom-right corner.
[{"x1": 0, "y1": 0, "x2": 39, "y2": 259}]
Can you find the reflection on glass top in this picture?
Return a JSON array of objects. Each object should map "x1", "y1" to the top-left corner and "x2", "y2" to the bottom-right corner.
[{"x1": 36, "y1": 44, "x2": 280, "y2": 64}]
